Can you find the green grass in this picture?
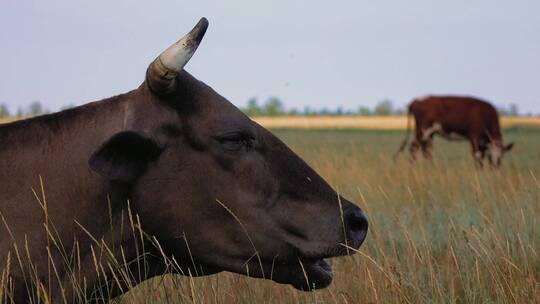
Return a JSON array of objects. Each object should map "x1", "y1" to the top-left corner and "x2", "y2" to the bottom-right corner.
[{"x1": 4, "y1": 127, "x2": 540, "y2": 303}]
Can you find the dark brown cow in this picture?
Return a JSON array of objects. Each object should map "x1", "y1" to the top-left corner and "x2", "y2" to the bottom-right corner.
[
  {"x1": 398, "y1": 95, "x2": 514, "y2": 166},
  {"x1": 0, "y1": 18, "x2": 368, "y2": 302}
]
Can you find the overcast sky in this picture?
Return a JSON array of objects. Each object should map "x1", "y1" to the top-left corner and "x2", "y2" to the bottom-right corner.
[{"x1": 1, "y1": 0, "x2": 539, "y2": 114}]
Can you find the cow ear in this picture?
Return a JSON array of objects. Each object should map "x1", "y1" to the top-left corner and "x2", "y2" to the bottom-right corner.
[
  {"x1": 504, "y1": 142, "x2": 514, "y2": 152},
  {"x1": 89, "y1": 131, "x2": 162, "y2": 182}
]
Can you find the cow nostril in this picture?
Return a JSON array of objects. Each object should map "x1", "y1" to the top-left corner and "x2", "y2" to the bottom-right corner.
[
  {"x1": 345, "y1": 208, "x2": 368, "y2": 247},
  {"x1": 347, "y1": 210, "x2": 368, "y2": 233}
]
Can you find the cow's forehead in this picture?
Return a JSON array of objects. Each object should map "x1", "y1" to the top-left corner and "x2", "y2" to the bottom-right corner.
[
  {"x1": 171, "y1": 72, "x2": 253, "y2": 129},
  {"x1": 187, "y1": 100, "x2": 256, "y2": 136}
]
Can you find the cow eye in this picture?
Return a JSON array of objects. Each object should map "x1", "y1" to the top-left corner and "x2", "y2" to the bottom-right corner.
[{"x1": 215, "y1": 132, "x2": 254, "y2": 152}]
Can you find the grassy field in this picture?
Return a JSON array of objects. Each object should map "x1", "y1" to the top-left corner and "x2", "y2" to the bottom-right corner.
[
  {"x1": 1, "y1": 116, "x2": 539, "y2": 303},
  {"x1": 114, "y1": 127, "x2": 540, "y2": 303},
  {"x1": 252, "y1": 116, "x2": 540, "y2": 129},
  {"x1": 2, "y1": 116, "x2": 540, "y2": 130}
]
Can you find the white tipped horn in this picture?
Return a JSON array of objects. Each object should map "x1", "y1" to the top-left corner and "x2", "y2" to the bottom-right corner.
[{"x1": 146, "y1": 18, "x2": 209, "y2": 95}]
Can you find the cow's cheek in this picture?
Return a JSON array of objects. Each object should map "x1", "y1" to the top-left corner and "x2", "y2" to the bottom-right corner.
[
  {"x1": 216, "y1": 152, "x2": 276, "y2": 206},
  {"x1": 211, "y1": 157, "x2": 284, "y2": 247}
]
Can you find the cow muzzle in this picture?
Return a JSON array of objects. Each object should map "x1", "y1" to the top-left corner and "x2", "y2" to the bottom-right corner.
[
  {"x1": 285, "y1": 202, "x2": 368, "y2": 291},
  {"x1": 343, "y1": 203, "x2": 369, "y2": 249}
]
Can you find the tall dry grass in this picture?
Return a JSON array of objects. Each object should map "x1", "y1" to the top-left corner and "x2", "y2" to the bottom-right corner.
[
  {"x1": 1, "y1": 128, "x2": 539, "y2": 303},
  {"x1": 118, "y1": 128, "x2": 540, "y2": 303},
  {"x1": 127, "y1": 128, "x2": 539, "y2": 303}
]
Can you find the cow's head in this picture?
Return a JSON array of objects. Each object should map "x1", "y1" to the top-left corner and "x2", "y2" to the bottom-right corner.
[
  {"x1": 89, "y1": 18, "x2": 367, "y2": 290},
  {"x1": 487, "y1": 140, "x2": 514, "y2": 167}
]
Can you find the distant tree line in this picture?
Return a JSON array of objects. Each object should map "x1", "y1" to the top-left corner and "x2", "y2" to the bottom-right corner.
[
  {"x1": 497, "y1": 103, "x2": 520, "y2": 116},
  {"x1": 243, "y1": 97, "x2": 408, "y2": 117},
  {"x1": 242, "y1": 97, "x2": 525, "y2": 117},
  {"x1": 0, "y1": 101, "x2": 51, "y2": 118},
  {"x1": 0, "y1": 99, "x2": 527, "y2": 119},
  {"x1": 0, "y1": 101, "x2": 78, "y2": 119}
]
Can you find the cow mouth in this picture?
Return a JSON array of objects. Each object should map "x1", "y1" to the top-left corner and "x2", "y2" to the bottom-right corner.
[
  {"x1": 294, "y1": 258, "x2": 334, "y2": 290},
  {"x1": 181, "y1": 240, "x2": 355, "y2": 291},
  {"x1": 248, "y1": 242, "x2": 357, "y2": 291},
  {"x1": 180, "y1": 256, "x2": 334, "y2": 291},
  {"x1": 267, "y1": 255, "x2": 336, "y2": 291}
]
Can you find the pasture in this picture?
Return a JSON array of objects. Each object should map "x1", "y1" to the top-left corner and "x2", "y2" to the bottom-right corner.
[
  {"x1": 0, "y1": 119, "x2": 539, "y2": 303},
  {"x1": 253, "y1": 115, "x2": 540, "y2": 130},
  {"x1": 118, "y1": 127, "x2": 539, "y2": 303}
]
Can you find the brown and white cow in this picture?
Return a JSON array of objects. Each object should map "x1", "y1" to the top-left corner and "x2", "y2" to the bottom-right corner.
[{"x1": 397, "y1": 95, "x2": 514, "y2": 166}]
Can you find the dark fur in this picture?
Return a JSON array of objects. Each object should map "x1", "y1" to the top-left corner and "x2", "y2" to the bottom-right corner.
[{"x1": 0, "y1": 66, "x2": 367, "y2": 301}]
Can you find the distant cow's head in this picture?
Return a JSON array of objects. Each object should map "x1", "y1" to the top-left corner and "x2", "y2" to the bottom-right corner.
[
  {"x1": 89, "y1": 18, "x2": 367, "y2": 290},
  {"x1": 487, "y1": 141, "x2": 514, "y2": 167}
]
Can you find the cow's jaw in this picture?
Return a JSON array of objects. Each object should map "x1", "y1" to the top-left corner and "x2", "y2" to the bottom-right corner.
[
  {"x1": 266, "y1": 256, "x2": 335, "y2": 291},
  {"x1": 192, "y1": 248, "x2": 338, "y2": 291},
  {"x1": 296, "y1": 258, "x2": 334, "y2": 290}
]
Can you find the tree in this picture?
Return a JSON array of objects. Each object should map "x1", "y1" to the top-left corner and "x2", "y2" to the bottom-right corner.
[
  {"x1": 263, "y1": 97, "x2": 284, "y2": 116},
  {"x1": 0, "y1": 104, "x2": 10, "y2": 118},
  {"x1": 242, "y1": 97, "x2": 263, "y2": 116},
  {"x1": 288, "y1": 108, "x2": 300, "y2": 116},
  {"x1": 374, "y1": 99, "x2": 393, "y2": 116},
  {"x1": 303, "y1": 106, "x2": 316, "y2": 116},
  {"x1": 358, "y1": 106, "x2": 371, "y2": 116},
  {"x1": 393, "y1": 107, "x2": 405, "y2": 115},
  {"x1": 27, "y1": 101, "x2": 48, "y2": 116},
  {"x1": 320, "y1": 107, "x2": 331, "y2": 115},
  {"x1": 508, "y1": 103, "x2": 519, "y2": 116}
]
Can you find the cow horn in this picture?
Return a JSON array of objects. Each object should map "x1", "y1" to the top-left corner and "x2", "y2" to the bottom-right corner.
[{"x1": 146, "y1": 18, "x2": 209, "y2": 95}]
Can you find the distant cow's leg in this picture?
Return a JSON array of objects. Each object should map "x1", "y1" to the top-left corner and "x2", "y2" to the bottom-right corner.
[
  {"x1": 409, "y1": 123, "x2": 427, "y2": 161},
  {"x1": 470, "y1": 138, "x2": 484, "y2": 168},
  {"x1": 409, "y1": 140, "x2": 420, "y2": 160},
  {"x1": 480, "y1": 146, "x2": 487, "y2": 160},
  {"x1": 419, "y1": 122, "x2": 438, "y2": 160},
  {"x1": 410, "y1": 124, "x2": 427, "y2": 161},
  {"x1": 420, "y1": 139, "x2": 433, "y2": 160},
  {"x1": 409, "y1": 122, "x2": 436, "y2": 161}
]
